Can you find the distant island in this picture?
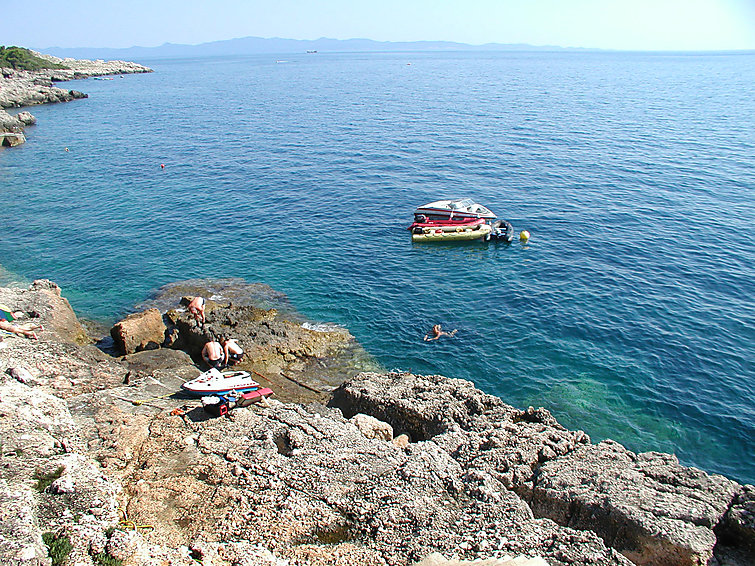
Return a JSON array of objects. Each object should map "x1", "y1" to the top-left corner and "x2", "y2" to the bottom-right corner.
[{"x1": 39, "y1": 36, "x2": 598, "y2": 61}]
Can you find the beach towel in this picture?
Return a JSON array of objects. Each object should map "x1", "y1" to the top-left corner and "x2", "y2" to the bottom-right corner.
[{"x1": 0, "y1": 304, "x2": 14, "y2": 322}]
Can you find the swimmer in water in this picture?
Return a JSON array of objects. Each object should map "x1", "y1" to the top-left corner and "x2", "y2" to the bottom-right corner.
[{"x1": 424, "y1": 324, "x2": 457, "y2": 341}]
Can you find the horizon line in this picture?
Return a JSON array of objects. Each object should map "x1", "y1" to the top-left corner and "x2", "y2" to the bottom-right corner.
[{"x1": 35, "y1": 35, "x2": 755, "y2": 55}]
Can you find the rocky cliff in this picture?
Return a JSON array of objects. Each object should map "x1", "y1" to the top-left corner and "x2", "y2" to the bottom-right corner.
[
  {"x1": 0, "y1": 51, "x2": 151, "y2": 146},
  {"x1": 0, "y1": 280, "x2": 752, "y2": 566}
]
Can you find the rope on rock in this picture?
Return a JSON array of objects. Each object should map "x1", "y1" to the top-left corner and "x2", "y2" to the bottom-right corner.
[
  {"x1": 124, "y1": 392, "x2": 175, "y2": 406},
  {"x1": 118, "y1": 508, "x2": 154, "y2": 533}
]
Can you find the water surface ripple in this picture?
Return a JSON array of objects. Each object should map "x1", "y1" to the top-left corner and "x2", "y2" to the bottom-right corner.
[{"x1": 1, "y1": 51, "x2": 753, "y2": 484}]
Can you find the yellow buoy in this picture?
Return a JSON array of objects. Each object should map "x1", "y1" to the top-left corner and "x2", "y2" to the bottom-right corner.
[{"x1": 520, "y1": 230, "x2": 530, "y2": 242}]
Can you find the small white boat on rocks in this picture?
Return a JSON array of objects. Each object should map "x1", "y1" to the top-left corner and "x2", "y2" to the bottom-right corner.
[{"x1": 181, "y1": 368, "x2": 259, "y2": 396}]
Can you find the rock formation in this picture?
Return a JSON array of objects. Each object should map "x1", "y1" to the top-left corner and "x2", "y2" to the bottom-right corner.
[
  {"x1": 0, "y1": 280, "x2": 752, "y2": 566},
  {"x1": 0, "y1": 51, "x2": 152, "y2": 145},
  {"x1": 110, "y1": 308, "x2": 167, "y2": 355}
]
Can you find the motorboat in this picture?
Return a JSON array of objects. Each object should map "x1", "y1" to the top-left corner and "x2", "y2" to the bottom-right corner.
[
  {"x1": 413, "y1": 198, "x2": 497, "y2": 222},
  {"x1": 409, "y1": 199, "x2": 516, "y2": 243},
  {"x1": 181, "y1": 368, "x2": 260, "y2": 396}
]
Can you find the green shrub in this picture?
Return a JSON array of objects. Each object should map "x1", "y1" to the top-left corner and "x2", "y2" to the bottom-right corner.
[
  {"x1": 0, "y1": 46, "x2": 67, "y2": 70},
  {"x1": 42, "y1": 532, "x2": 73, "y2": 566},
  {"x1": 93, "y1": 552, "x2": 124, "y2": 566}
]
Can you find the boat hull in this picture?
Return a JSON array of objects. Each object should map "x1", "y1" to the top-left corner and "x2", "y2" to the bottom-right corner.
[
  {"x1": 412, "y1": 223, "x2": 492, "y2": 242},
  {"x1": 408, "y1": 217, "x2": 485, "y2": 231},
  {"x1": 181, "y1": 369, "x2": 259, "y2": 396},
  {"x1": 414, "y1": 198, "x2": 497, "y2": 220}
]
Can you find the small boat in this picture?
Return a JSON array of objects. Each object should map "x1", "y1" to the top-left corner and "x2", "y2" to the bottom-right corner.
[
  {"x1": 413, "y1": 198, "x2": 497, "y2": 222},
  {"x1": 181, "y1": 368, "x2": 259, "y2": 396},
  {"x1": 408, "y1": 216, "x2": 486, "y2": 232},
  {"x1": 411, "y1": 223, "x2": 492, "y2": 242},
  {"x1": 409, "y1": 198, "x2": 516, "y2": 243},
  {"x1": 488, "y1": 219, "x2": 515, "y2": 243}
]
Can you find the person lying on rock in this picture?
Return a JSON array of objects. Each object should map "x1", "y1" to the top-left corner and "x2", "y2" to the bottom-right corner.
[
  {"x1": 423, "y1": 324, "x2": 457, "y2": 341},
  {"x1": 187, "y1": 296, "x2": 206, "y2": 326},
  {"x1": 0, "y1": 318, "x2": 42, "y2": 340},
  {"x1": 202, "y1": 340, "x2": 225, "y2": 369},
  {"x1": 221, "y1": 337, "x2": 245, "y2": 366},
  {"x1": 0, "y1": 305, "x2": 43, "y2": 340}
]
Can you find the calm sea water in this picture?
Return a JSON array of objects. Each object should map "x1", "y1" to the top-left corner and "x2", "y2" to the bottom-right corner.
[{"x1": 1, "y1": 51, "x2": 753, "y2": 484}]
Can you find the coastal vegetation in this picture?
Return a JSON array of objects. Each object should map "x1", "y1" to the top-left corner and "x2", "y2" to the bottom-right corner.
[
  {"x1": 41, "y1": 532, "x2": 73, "y2": 566},
  {"x1": 0, "y1": 46, "x2": 66, "y2": 71}
]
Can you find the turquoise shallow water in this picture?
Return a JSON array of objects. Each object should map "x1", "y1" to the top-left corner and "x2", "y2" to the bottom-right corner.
[{"x1": 1, "y1": 51, "x2": 753, "y2": 484}]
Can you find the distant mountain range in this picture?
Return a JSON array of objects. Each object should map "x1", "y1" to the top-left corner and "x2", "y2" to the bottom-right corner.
[{"x1": 38, "y1": 36, "x2": 592, "y2": 61}]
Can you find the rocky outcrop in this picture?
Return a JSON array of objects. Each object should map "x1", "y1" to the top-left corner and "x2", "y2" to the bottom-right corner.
[
  {"x1": 1, "y1": 280, "x2": 753, "y2": 566},
  {"x1": 110, "y1": 308, "x2": 167, "y2": 354},
  {"x1": 527, "y1": 440, "x2": 740, "y2": 566},
  {"x1": 0, "y1": 51, "x2": 152, "y2": 145},
  {"x1": 331, "y1": 372, "x2": 755, "y2": 566},
  {"x1": 0, "y1": 52, "x2": 151, "y2": 110},
  {"x1": 138, "y1": 278, "x2": 381, "y2": 403}
]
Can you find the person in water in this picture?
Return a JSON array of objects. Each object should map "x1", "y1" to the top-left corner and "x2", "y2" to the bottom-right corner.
[
  {"x1": 424, "y1": 324, "x2": 457, "y2": 341},
  {"x1": 187, "y1": 296, "x2": 206, "y2": 325},
  {"x1": 221, "y1": 337, "x2": 245, "y2": 366},
  {"x1": 202, "y1": 340, "x2": 225, "y2": 369}
]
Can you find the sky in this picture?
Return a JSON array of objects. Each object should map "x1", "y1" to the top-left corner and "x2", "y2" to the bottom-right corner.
[{"x1": 4, "y1": 0, "x2": 755, "y2": 51}]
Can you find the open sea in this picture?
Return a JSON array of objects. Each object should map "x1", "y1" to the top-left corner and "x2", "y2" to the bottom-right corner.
[{"x1": 0, "y1": 50, "x2": 753, "y2": 484}]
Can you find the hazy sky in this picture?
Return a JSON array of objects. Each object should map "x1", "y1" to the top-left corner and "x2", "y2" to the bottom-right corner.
[{"x1": 5, "y1": 0, "x2": 755, "y2": 51}]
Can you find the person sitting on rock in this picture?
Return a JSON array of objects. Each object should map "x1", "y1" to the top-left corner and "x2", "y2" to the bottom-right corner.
[
  {"x1": 222, "y1": 337, "x2": 245, "y2": 366},
  {"x1": 187, "y1": 296, "x2": 206, "y2": 326},
  {"x1": 202, "y1": 340, "x2": 225, "y2": 369},
  {"x1": 423, "y1": 324, "x2": 457, "y2": 341}
]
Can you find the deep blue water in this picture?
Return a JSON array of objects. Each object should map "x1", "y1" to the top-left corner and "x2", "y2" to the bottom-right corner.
[{"x1": 1, "y1": 51, "x2": 753, "y2": 484}]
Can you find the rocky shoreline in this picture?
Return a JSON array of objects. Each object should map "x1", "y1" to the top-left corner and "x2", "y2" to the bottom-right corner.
[
  {"x1": 0, "y1": 279, "x2": 753, "y2": 566},
  {"x1": 0, "y1": 51, "x2": 152, "y2": 146}
]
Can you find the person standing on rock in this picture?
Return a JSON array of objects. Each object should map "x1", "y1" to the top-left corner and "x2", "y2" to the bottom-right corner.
[
  {"x1": 221, "y1": 337, "x2": 245, "y2": 366},
  {"x1": 202, "y1": 339, "x2": 225, "y2": 369},
  {"x1": 187, "y1": 296, "x2": 206, "y2": 326}
]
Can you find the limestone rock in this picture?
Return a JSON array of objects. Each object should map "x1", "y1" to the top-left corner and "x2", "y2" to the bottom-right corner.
[
  {"x1": 16, "y1": 111, "x2": 36, "y2": 125},
  {"x1": 528, "y1": 440, "x2": 741, "y2": 566},
  {"x1": 1, "y1": 131, "x2": 25, "y2": 146},
  {"x1": 0, "y1": 481, "x2": 49, "y2": 566},
  {"x1": 720, "y1": 484, "x2": 755, "y2": 554},
  {"x1": 110, "y1": 308, "x2": 167, "y2": 354},
  {"x1": 7, "y1": 366, "x2": 35, "y2": 385},
  {"x1": 351, "y1": 413, "x2": 394, "y2": 441},
  {"x1": 392, "y1": 434, "x2": 410, "y2": 449},
  {"x1": 0, "y1": 280, "x2": 751, "y2": 566}
]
